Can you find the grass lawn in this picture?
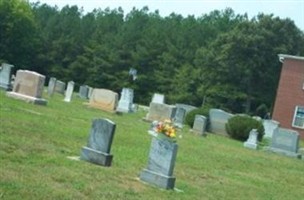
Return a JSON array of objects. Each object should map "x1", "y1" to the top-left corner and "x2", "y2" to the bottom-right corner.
[{"x1": 0, "y1": 89, "x2": 303, "y2": 200}]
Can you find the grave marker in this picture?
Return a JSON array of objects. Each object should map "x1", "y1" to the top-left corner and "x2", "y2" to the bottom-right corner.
[
  {"x1": 47, "y1": 77, "x2": 56, "y2": 96},
  {"x1": 192, "y1": 115, "x2": 207, "y2": 136},
  {"x1": 79, "y1": 85, "x2": 89, "y2": 99},
  {"x1": 244, "y1": 129, "x2": 258, "y2": 149},
  {"x1": 64, "y1": 81, "x2": 74, "y2": 102},
  {"x1": 209, "y1": 109, "x2": 234, "y2": 135},
  {"x1": 263, "y1": 120, "x2": 280, "y2": 138},
  {"x1": 87, "y1": 88, "x2": 118, "y2": 112},
  {"x1": 6, "y1": 70, "x2": 47, "y2": 105},
  {"x1": 140, "y1": 137, "x2": 178, "y2": 189},
  {"x1": 116, "y1": 88, "x2": 134, "y2": 113},
  {"x1": 266, "y1": 128, "x2": 301, "y2": 158},
  {"x1": 145, "y1": 102, "x2": 176, "y2": 122},
  {"x1": 0, "y1": 63, "x2": 14, "y2": 90},
  {"x1": 151, "y1": 93, "x2": 165, "y2": 104},
  {"x1": 80, "y1": 119, "x2": 116, "y2": 166}
]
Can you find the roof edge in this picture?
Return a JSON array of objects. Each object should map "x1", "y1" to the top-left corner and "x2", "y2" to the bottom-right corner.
[{"x1": 278, "y1": 54, "x2": 304, "y2": 62}]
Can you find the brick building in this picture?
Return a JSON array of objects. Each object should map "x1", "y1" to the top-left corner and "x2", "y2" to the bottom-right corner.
[{"x1": 272, "y1": 54, "x2": 304, "y2": 139}]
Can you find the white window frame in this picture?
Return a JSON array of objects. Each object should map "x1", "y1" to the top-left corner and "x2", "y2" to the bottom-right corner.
[{"x1": 292, "y1": 106, "x2": 304, "y2": 129}]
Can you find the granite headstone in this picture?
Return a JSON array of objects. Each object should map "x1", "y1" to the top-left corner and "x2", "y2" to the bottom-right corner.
[
  {"x1": 192, "y1": 115, "x2": 207, "y2": 136},
  {"x1": 80, "y1": 119, "x2": 116, "y2": 166},
  {"x1": 209, "y1": 109, "x2": 234, "y2": 135},
  {"x1": 140, "y1": 137, "x2": 178, "y2": 189},
  {"x1": 47, "y1": 77, "x2": 56, "y2": 96},
  {"x1": 266, "y1": 128, "x2": 301, "y2": 158}
]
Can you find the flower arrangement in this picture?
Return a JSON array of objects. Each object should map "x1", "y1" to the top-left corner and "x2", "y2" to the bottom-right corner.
[{"x1": 154, "y1": 119, "x2": 177, "y2": 139}]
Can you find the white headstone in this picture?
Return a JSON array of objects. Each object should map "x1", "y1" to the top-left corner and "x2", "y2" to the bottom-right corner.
[
  {"x1": 244, "y1": 129, "x2": 258, "y2": 149},
  {"x1": 263, "y1": 120, "x2": 280, "y2": 138},
  {"x1": 152, "y1": 93, "x2": 165, "y2": 104},
  {"x1": 116, "y1": 88, "x2": 134, "y2": 113},
  {"x1": 64, "y1": 81, "x2": 74, "y2": 102}
]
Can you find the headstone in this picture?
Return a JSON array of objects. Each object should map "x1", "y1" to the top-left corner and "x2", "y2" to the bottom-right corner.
[
  {"x1": 47, "y1": 77, "x2": 56, "y2": 96},
  {"x1": 79, "y1": 85, "x2": 89, "y2": 99},
  {"x1": 244, "y1": 129, "x2": 258, "y2": 149},
  {"x1": 209, "y1": 109, "x2": 234, "y2": 135},
  {"x1": 140, "y1": 137, "x2": 178, "y2": 189},
  {"x1": 173, "y1": 107, "x2": 186, "y2": 128},
  {"x1": 0, "y1": 63, "x2": 14, "y2": 90},
  {"x1": 80, "y1": 119, "x2": 116, "y2": 166},
  {"x1": 88, "y1": 87, "x2": 93, "y2": 99},
  {"x1": 6, "y1": 70, "x2": 47, "y2": 105},
  {"x1": 192, "y1": 115, "x2": 207, "y2": 136},
  {"x1": 54, "y1": 80, "x2": 66, "y2": 95},
  {"x1": 64, "y1": 81, "x2": 74, "y2": 102},
  {"x1": 152, "y1": 93, "x2": 165, "y2": 104},
  {"x1": 266, "y1": 128, "x2": 301, "y2": 158},
  {"x1": 145, "y1": 102, "x2": 176, "y2": 122},
  {"x1": 116, "y1": 88, "x2": 134, "y2": 113},
  {"x1": 263, "y1": 120, "x2": 280, "y2": 138},
  {"x1": 86, "y1": 88, "x2": 118, "y2": 112},
  {"x1": 175, "y1": 103, "x2": 197, "y2": 115}
]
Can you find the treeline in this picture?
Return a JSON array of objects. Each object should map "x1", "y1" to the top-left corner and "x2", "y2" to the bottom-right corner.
[{"x1": 1, "y1": 0, "x2": 304, "y2": 114}]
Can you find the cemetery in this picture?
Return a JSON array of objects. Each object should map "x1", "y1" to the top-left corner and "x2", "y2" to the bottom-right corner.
[
  {"x1": 1, "y1": 1, "x2": 304, "y2": 199},
  {"x1": 0, "y1": 86, "x2": 303, "y2": 199}
]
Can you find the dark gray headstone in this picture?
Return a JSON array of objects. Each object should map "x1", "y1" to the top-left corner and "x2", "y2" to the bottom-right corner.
[
  {"x1": 54, "y1": 80, "x2": 66, "y2": 94},
  {"x1": 0, "y1": 63, "x2": 14, "y2": 90},
  {"x1": 173, "y1": 107, "x2": 186, "y2": 128},
  {"x1": 140, "y1": 137, "x2": 178, "y2": 189},
  {"x1": 192, "y1": 115, "x2": 207, "y2": 136},
  {"x1": 79, "y1": 85, "x2": 89, "y2": 99},
  {"x1": 47, "y1": 77, "x2": 56, "y2": 96},
  {"x1": 244, "y1": 129, "x2": 258, "y2": 149},
  {"x1": 80, "y1": 119, "x2": 116, "y2": 166},
  {"x1": 266, "y1": 128, "x2": 301, "y2": 159}
]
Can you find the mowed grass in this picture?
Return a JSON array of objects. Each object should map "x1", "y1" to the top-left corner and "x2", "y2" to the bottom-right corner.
[{"x1": 0, "y1": 89, "x2": 303, "y2": 200}]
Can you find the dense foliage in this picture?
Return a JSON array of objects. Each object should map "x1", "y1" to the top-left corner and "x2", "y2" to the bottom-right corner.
[
  {"x1": 1, "y1": 0, "x2": 304, "y2": 113},
  {"x1": 226, "y1": 115, "x2": 265, "y2": 141}
]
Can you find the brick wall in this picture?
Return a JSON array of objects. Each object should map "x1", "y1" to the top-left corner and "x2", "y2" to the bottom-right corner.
[{"x1": 272, "y1": 58, "x2": 304, "y2": 139}]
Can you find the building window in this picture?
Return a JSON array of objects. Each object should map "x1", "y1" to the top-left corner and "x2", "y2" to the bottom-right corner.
[{"x1": 292, "y1": 106, "x2": 304, "y2": 129}]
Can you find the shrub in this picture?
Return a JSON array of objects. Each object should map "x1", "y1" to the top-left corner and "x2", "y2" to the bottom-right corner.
[
  {"x1": 225, "y1": 115, "x2": 264, "y2": 142},
  {"x1": 185, "y1": 106, "x2": 211, "y2": 128}
]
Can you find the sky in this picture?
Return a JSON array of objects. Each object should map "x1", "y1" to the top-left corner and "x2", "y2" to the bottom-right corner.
[{"x1": 28, "y1": 0, "x2": 304, "y2": 31}]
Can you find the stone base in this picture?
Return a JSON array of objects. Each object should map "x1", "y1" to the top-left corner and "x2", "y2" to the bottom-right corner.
[
  {"x1": 140, "y1": 169, "x2": 176, "y2": 189},
  {"x1": 6, "y1": 92, "x2": 47, "y2": 105},
  {"x1": 80, "y1": 146, "x2": 113, "y2": 166},
  {"x1": 265, "y1": 147, "x2": 302, "y2": 159},
  {"x1": 244, "y1": 142, "x2": 257, "y2": 150},
  {"x1": 83, "y1": 102, "x2": 117, "y2": 113}
]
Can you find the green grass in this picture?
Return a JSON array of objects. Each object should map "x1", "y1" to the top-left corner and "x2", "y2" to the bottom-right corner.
[{"x1": 0, "y1": 90, "x2": 303, "y2": 200}]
